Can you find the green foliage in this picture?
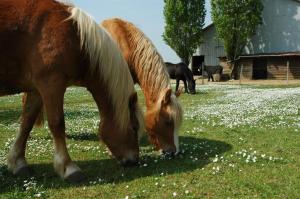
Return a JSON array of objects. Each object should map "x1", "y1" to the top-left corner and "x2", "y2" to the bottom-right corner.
[
  {"x1": 163, "y1": 0, "x2": 205, "y2": 65},
  {"x1": 211, "y1": 0, "x2": 264, "y2": 78}
]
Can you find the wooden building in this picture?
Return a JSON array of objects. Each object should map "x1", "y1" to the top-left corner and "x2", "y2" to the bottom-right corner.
[
  {"x1": 238, "y1": 53, "x2": 300, "y2": 80},
  {"x1": 193, "y1": 0, "x2": 300, "y2": 80},
  {"x1": 191, "y1": 24, "x2": 226, "y2": 75}
]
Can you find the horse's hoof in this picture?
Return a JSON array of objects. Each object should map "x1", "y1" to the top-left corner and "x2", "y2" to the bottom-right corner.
[
  {"x1": 162, "y1": 153, "x2": 175, "y2": 159},
  {"x1": 65, "y1": 171, "x2": 85, "y2": 183},
  {"x1": 14, "y1": 166, "x2": 33, "y2": 177},
  {"x1": 120, "y1": 158, "x2": 139, "y2": 167}
]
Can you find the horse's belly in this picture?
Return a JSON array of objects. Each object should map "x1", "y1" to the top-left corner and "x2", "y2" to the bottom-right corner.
[
  {"x1": 0, "y1": 82, "x2": 24, "y2": 96},
  {"x1": 169, "y1": 74, "x2": 176, "y2": 79},
  {"x1": 0, "y1": 69, "x2": 31, "y2": 96}
]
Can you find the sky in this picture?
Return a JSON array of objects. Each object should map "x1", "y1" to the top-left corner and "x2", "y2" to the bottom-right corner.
[{"x1": 72, "y1": 0, "x2": 212, "y2": 63}]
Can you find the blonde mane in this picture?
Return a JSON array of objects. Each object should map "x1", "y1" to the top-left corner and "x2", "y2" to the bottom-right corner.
[
  {"x1": 126, "y1": 19, "x2": 182, "y2": 122},
  {"x1": 68, "y1": 8, "x2": 144, "y2": 134},
  {"x1": 123, "y1": 20, "x2": 171, "y2": 98}
]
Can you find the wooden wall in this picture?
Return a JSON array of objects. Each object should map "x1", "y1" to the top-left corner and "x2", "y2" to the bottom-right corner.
[
  {"x1": 267, "y1": 57, "x2": 288, "y2": 79},
  {"x1": 239, "y1": 59, "x2": 253, "y2": 80},
  {"x1": 219, "y1": 57, "x2": 232, "y2": 81},
  {"x1": 289, "y1": 57, "x2": 300, "y2": 79},
  {"x1": 268, "y1": 57, "x2": 300, "y2": 80},
  {"x1": 238, "y1": 56, "x2": 300, "y2": 80}
]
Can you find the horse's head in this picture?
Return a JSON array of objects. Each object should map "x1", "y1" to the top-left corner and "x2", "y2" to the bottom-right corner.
[
  {"x1": 188, "y1": 79, "x2": 196, "y2": 94},
  {"x1": 184, "y1": 66, "x2": 196, "y2": 95},
  {"x1": 145, "y1": 89, "x2": 183, "y2": 157},
  {"x1": 100, "y1": 92, "x2": 143, "y2": 167}
]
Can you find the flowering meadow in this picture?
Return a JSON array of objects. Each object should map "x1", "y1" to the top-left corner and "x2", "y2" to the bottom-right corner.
[{"x1": 0, "y1": 84, "x2": 299, "y2": 198}]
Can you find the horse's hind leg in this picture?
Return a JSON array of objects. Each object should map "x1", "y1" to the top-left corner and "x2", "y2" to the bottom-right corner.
[
  {"x1": 7, "y1": 91, "x2": 42, "y2": 176},
  {"x1": 36, "y1": 78, "x2": 84, "y2": 182}
]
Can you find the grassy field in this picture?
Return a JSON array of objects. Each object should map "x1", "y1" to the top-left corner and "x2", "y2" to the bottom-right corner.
[{"x1": 0, "y1": 84, "x2": 300, "y2": 199}]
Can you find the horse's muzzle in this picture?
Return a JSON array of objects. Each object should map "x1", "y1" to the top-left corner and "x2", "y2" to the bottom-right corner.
[
  {"x1": 120, "y1": 157, "x2": 139, "y2": 167},
  {"x1": 162, "y1": 147, "x2": 176, "y2": 159}
]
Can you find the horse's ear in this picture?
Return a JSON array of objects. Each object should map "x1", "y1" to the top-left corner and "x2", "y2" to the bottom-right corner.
[
  {"x1": 162, "y1": 88, "x2": 172, "y2": 106},
  {"x1": 129, "y1": 92, "x2": 138, "y2": 110}
]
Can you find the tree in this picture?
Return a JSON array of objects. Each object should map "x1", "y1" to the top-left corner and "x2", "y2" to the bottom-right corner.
[
  {"x1": 163, "y1": 0, "x2": 205, "y2": 65},
  {"x1": 211, "y1": 0, "x2": 264, "y2": 79}
]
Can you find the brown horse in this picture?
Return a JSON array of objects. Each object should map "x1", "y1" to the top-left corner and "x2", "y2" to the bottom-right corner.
[
  {"x1": 101, "y1": 18, "x2": 183, "y2": 156},
  {"x1": 1, "y1": 0, "x2": 144, "y2": 182},
  {"x1": 22, "y1": 17, "x2": 183, "y2": 155}
]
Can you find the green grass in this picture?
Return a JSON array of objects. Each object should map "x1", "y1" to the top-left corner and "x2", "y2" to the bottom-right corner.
[{"x1": 0, "y1": 84, "x2": 300, "y2": 199}]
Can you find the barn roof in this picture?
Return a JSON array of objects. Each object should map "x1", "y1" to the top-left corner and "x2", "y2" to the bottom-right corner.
[
  {"x1": 202, "y1": 23, "x2": 214, "y2": 31},
  {"x1": 239, "y1": 52, "x2": 300, "y2": 59}
]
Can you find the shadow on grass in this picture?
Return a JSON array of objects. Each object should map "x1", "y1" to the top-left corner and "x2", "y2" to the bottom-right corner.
[
  {"x1": 64, "y1": 110, "x2": 98, "y2": 121},
  {"x1": 0, "y1": 136, "x2": 232, "y2": 193},
  {"x1": 0, "y1": 109, "x2": 21, "y2": 126},
  {"x1": 66, "y1": 132, "x2": 99, "y2": 141},
  {"x1": 66, "y1": 132, "x2": 151, "y2": 144}
]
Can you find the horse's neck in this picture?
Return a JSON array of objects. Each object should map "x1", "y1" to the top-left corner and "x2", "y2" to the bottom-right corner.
[
  {"x1": 103, "y1": 20, "x2": 170, "y2": 107},
  {"x1": 128, "y1": 47, "x2": 170, "y2": 107},
  {"x1": 85, "y1": 77, "x2": 114, "y2": 119},
  {"x1": 183, "y1": 67, "x2": 192, "y2": 81},
  {"x1": 83, "y1": 71, "x2": 131, "y2": 131},
  {"x1": 139, "y1": 72, "x2": 170, "y2": 107},
  {"x1": 143, "y1": 88, "x2": 165, "y2": 108}
]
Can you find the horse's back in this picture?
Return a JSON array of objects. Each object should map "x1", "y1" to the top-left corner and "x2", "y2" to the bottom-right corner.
[
  {"x1": 0, "y1": 0, "x2": 33, "y2": 89},
  {"x1": 165, "y1": 62, "x2": 189, "y2": 80},
  {"x1": 0, "y1": 0, "x2": 75, "y2": 60},
  {"x1": 204, "y1": 65, "x2": 223, "y2": 73},
  {"x1": 165, "y1": 62, "x2": 176, "y2": 79},
  {"x1": 0, "y1": 0, "x2": 83, "y2": 93},
  {"x1": 165, "y1": 62, "x2": 176, "y2": 70},
  {"x1": 101, "y1": 19, "x2": 132, "y2": 62}
]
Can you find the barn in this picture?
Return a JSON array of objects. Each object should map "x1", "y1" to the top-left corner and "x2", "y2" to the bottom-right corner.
[
  {"x1": 192, "y1": 0, "x2": 300, "y2": 80},
  {"x1": 191, "y1": 24, "x2": 226, "y2": 76}
]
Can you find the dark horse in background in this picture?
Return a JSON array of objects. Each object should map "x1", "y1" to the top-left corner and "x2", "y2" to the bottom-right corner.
[
  {"x1": 165, "y1": 62, "x2": 196, "y2": 94},
  {"x1": 199, "y1": 65, "x2": 223, "y2": 82}
]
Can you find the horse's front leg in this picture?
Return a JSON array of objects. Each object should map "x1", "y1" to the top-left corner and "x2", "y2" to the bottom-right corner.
[
  {"x1": 183, "y1": 80, "x2": 188, "y2": 93},
  {"x1": 7, "y1": 91, "x2": 42, "y2": 175},
  {"x1": 175, "y1": 79, "x2": 180, "y2": 92},
  {"x1": 211, "y1": 74, "x2": 214, "y2": 82},
  {"x1": 37, "y1": 77, "x2": 84, "y2": 182}
]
